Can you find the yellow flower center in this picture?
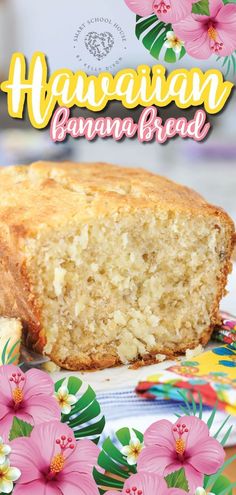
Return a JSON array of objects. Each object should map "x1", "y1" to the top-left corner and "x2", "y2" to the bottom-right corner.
[
  {"x1": 58, "y1": 395, "x2": 70, "y2": 408},
  {"x1": 175, "y1": 438, "x2": 185, "y2": 455},
  {"x1": 172, "y1": 36, "x2": 180, "y2": 46},
  {"x1": 12, "y1": 387, "x2": 24, "y2": 405},
  {"x1": 50, "y1": 453, "x2": 65, "y2": 474},
  {"x1": 131, "y1": 445, "x2": 142, "y2": 456},
  {"x1": 208, "y1": 26, "x2": 217, "y2": 41}
]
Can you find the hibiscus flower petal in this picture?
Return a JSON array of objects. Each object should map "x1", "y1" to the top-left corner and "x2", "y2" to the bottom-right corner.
[
  {"x1": 188, "y1": 437, "x2": 225, "y2": 474},
  {"x1": 216, "y1": 29, "x2": 236, "y2": 57},
  {"x1": 184, "y1": 464, "x2": 204, "y2": 492},
  {"x1": 10, "y1": 437, "x2": 45, "y2": 483},
  {"x1": 0, "y1": 365, "x2": 22, "y2": 403},
  {"x1": 137, "y1": 445, "x2": 174, "y2": 474},
  {"x1": 168, "y1": 490, "x2": 190, "y2": 495},
  {"x1": 164, "y1": 462, "x2": 185, "y2": 476},
  {"x1": 25, "y1": 395, "x2": 61, "y2": 425},
  {"x1": 155, "y1": 0, "x2": 193, "y2": 24},
  {"x1": 216, "y1": 3, "x2": 236, "y2": 23},
  {"x1": 24, "y1": 369, "x2": 55, "y2": 400},
  {"x1": 15, "y1": 411, "x2": 34, "y2": 425},
  {"x1": 173, "y1": 16, "x2": 212, "y2": 60},
  {"x1": 215, "y1": 5, "x2": 236, "y2": 56},
  {"x1": 183, "y1": 32, "x2": 212, "y2": 59},
  {"x1": 56, "y1": 472, "x2": 99, "y2": 495},
  {"x1": 62, "y1": 439, "x2": 100, "y2": 475},
  {"x1": 144, "y1": 419, "x2": 175, "y2": 450},
  {"x1": 124, "y1": 472, "x2": 168, "y2": 494},
  {"x1": 30, "y1": 421, "x2": 74, "y2": 467},
  {"x1": 0, "y1": 412, "x2": 17, "y2": 442},
  {"x1": 173, "y1": 15, "x2": 206, "y2": 43},
  {"x1": 2, "y1": 410, "x2": 34, "y2": 443},
  {"x1": 45, "y1": 483, "x2": 63, "y2": 495},
  {"x1": 191, "y1": 0, "x2": 223, "y2": 21},
  {"x1": 13, "y1": 480, "x2": 61, "y2": 495},
  {"x1": 124, "y1": 0, "x2": 153, "y2": 16},
  {"x1": 173, "y1": 16, "x2": 212, "y2": 59},
  {"x1": 209, "y1": 0, "x2": 224, "y2": 18},
  {"x1": 176, "y1": 416, "x2": 209, "y2": 452},
  {"x1": 0, "y1": 404, "x2": 11, "y2": 421}
]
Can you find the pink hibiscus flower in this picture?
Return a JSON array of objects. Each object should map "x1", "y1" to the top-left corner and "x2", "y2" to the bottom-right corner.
[
  {"x1": 10, "y1": 420, "x2": 100, "y2": 495},
  {"x1": 104, "y1": 472, "x2": 186, "y2": 495},
  {"x1": 173, "y1": 0, "x2": 236, "y2": 59},
  {"x1": 124, "y1": 0, "x2": 195, "y2": 23},
  {"x1": 0, "y1": 365, "x2": 61, "y2": 441},
  {"x1": 137, "y1": 416, "x2": 225, "y2": 492}
]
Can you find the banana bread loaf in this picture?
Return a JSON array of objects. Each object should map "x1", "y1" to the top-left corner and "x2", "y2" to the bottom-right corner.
[{"x1": 0, "y1": 161, "x2": 234, "y2": 370}]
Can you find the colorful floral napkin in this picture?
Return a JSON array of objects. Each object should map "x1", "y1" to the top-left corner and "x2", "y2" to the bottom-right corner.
[
  {"x1": 136, "y1": 312, "x2": 236, "y2": 415},
  {"x1": 213, "y1": 311, "x2": 236, "y2": 349}
]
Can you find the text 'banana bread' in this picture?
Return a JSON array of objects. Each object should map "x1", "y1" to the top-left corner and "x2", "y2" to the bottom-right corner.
[{"x1": 0, "y1": 162, "x2": 234, "y2": 370}]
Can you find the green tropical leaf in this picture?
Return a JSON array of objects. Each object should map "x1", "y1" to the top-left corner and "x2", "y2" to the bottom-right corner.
[
  {"x1": 55, "y1": 376, "x2": 105, "y2": 444},
  {"x1": 165, "y1": 468, "x2": 189, "y2": 491},
  {"x1": 0, "y1": 338, "x2": 21, "y2": 365},
  {"x1": 135, "y1": 15, "x2": 186, "y2": 63},
  {"x1": 192, "y1": 0, "x2": 210, "y2": 15},
  {"x1": 211, "y1": 475, "x2": 234, "y2": 495},
  {"x1": 9, "y1": 417, "x2": 33, "y2": 441},
  {"x1": 198, "y1": 391, "x2": 203, "y2": 419},
  {"x1": 204, "y1": 455, "x2": 236, "y2": 490},
  {"x1": 207, "y1": 405, "x2": 218, "y2": 429},
  {"x1": 1, "y1": 338, "x2": 10, "y2": 364},
  {"x1": 94, "y1": 427, "x2": 143, "y2": 494},
  {"x1": 217, "y1": 51, "x2": 236, "y2": 77},
  {"x1": 214, "y1": 415, "x2": 231, "y2": 440},
  {"x1": 220, "y1": 425, "x2": 233, "y2": 447}
]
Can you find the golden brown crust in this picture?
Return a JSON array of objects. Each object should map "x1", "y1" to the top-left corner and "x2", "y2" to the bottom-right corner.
[
  {"x1": 0, "y1": 161, "x2": 235, "y2": 370},
  {"x1": 49, "y1": 325, "x2": 214, "y2": 372},
  {"x1": 0, "y1": 160, "x2": 234, "y2": 232}
]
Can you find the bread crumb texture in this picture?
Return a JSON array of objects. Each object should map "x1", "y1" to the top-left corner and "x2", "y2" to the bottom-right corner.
[
  {"x1": 0, "y1": 162, "x2": 234, "y2": 370},
  {"x1": 185, "y1": 344, "x2": 204, "y2": 360}
]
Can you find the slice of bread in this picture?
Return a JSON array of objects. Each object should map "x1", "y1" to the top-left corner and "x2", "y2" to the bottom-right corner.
[
  {"x1": 0, "y1": 161, "x2": 234, "y2": 370},
  {"x1": 0, "y1": 317, "x2": 22, "y2": 365}
]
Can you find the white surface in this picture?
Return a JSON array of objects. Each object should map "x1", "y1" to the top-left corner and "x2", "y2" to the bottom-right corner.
[
  {"x1": 221, "y1": 262, "x2": 235, "y2": 315},
  {"x1": 7, "y1": 0, "x2": 220, "y2": 74},
  {"x1": 53, "y1": 264, "x2": 236, "y2": 392}
]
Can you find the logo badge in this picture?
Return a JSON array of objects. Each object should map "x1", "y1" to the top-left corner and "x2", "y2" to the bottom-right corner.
[{"x1": 74, "y1": 17, "x2": 127, "y2": 73}]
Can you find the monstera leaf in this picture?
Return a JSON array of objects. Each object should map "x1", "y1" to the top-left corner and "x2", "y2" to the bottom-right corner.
[
  {"x1": 135, "y1": 14, "x2": 186, "y2": 63},
  {"x1": 55, "y1": 376, "x2": 105, "y2": 444},
  {"x1": 93, "y1": 427, "x2": 143, "y2": 494}
]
